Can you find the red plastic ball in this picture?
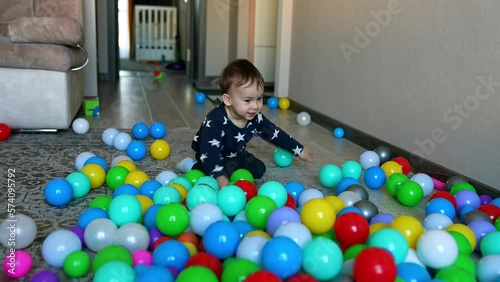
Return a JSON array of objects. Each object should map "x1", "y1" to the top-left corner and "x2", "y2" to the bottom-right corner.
[
  {"x1": 0, "y1": 123, "x2": 11, "y2": 141},
  {"x1": 185, "y1": 252, "x2": 222, "y2": 279},
  {"x1": 333, "y1": 212, "x2": 370, "y2": 249},
  {"x1": 285, "y1": 193, "x2": 297, "y2": 209},
  {"x1": 429, "y1": 191, "x2": 457, "y2": 209},
  {"x1": 392, "y1": 156, "x2": 411, "y2": 175},
  {"x1": 286, "y1": 273, "x2": 319, "y2": 282},
  {"x1": 234, "y1": 180, "x2": 258, "y2": 202},
  {"x1": 245, "y1": 270, "x2": 281, "y2": 282},
  {"x1": 152, "y1": 236, "x2": 172, "y2": 250},
  {"x1": 477, "y1": 204, "x2": 500, "y2": 222},
  {"x1": 353, "y1": 247, "x2": 397, "y2": 282}
]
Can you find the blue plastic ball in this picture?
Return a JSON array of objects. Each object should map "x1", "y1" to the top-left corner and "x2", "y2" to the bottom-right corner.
[
  {"x1": 152, "y1": 240, "x2": 190, "y2": 270},
  {"x1": 136, "y1": 266, "x2": 174, "y2": 282},
  {"x1": 84, "y1": 156, "x2": 109, "y2": 172},
  {"x1": 93, "y1": 106, "x2": 100, "y2": 116},
  {"x1": 132, "y1": 122, "x2": 149, "y2": 140},
  {"x1": 231, "y1": 220, "x2": 255, "y2": 239},
  {"x1": 113, "y1": 184, "x2": 140, "y2": 198},
  {"x1": 363, "y1": 166, "x2": 386, "y2": 189},
  {"x1": 44, "y1": 178, "x2": 73, "y2": 206},
  {"x1": 333, "y1": 127, "x2": 345, "y2": 138},
  {"x1": 77, "y1": 208, "x2": 109, "y2": 229},
  {"x1": 337, "y1": 206, "x2": 365, "y2": 217},
  {"x1": 143, "y1": 204, "x2": 162, "y2": 230},
  {"x1": 203, "y1": 220, "x2": 241, "y2": 259},
  {"x1": 397, "y1": 262, "x2": 431, "y2": 282},
  {"x1": 261, "y1": 236, "x2": 303, "y2": 279},
  {"x1": 194, "y1": 92, "x2": 206, "y2": 104},
  {"x1": 139, "y1": 179, "x2": 163, "y2": 198},
  {"x1": 267, "y1": 97, "x2": 279, "y2": 109},
  {"x1": 336, "y1": 177, "x2": 360, "y2": 195},
  {"x1": 150, "y1": 122, "x2": 167, "y2": 139},
  {"x1": 126, "y1": 140, "x2": 147, "y2": 161},
  {"x1": 284, "y1": 181, "x2": 305, "y2": 203},
  {"x1": 425, "y1": 198, "x2": 456, "y2": 220}
]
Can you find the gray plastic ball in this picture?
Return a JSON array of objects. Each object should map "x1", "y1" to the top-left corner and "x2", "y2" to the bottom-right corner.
[
  {"x1": 345, "y1": 184, "x2": 369, "y2": 201},
  {"x1": 462, "y1": 210, "x2": 492, "y2": 225},
  {"x1": 374, "y1": 145, "x2": 392, "y2": 164},
  {"x1": 446, "y1": 175, "x2": 469, "y2": 192},
  {"x1": 353, "y1": 200, "x2": 379, "y2": 221}
]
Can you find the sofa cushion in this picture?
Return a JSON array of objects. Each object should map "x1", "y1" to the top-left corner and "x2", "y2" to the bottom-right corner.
[
  {"x1": 9, "y1": 17, "x2": 83, "y2": 45},
  {"x1": 0, "y1": 41, "x2": 85, "y2": 71}
]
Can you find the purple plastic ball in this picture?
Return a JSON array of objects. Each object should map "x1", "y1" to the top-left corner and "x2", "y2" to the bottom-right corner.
[{"x1": 31, "y1": 270, "x2": 60, "y2": 282}]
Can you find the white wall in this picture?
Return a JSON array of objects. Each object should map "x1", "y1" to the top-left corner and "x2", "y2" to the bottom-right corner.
[
  {"x1": 83, "y1": 0, "x2": 98, "y2": 97},
  {"x1": 288, "y1": 0, "x2": 500, "y2": 190},
  {"x1": 205, "y1": 0, "x2": 230, "y2": 77}
]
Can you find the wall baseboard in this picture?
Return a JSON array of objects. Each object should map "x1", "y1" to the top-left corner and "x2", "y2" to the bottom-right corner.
[{"x1": 289, "y1": 100, "x2": 499, "y2": 198}]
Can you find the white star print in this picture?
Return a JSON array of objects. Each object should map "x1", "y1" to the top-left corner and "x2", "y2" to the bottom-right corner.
[
  {"x1": 247, "y1": 122, "x2": 252, "y2": 128},
  {"x1": 202, "y1": 118, "x2": 207, "y2": 125},
  {"x1": 208, "y1": 139, "x2": 221, "y2": 147},
  {"x1": 223, "y1": 117, "x2": 228, "y2": 125},
  {"x1": 252, "y1": 129, "x2": 258, "y2": 136},
  {"x1": 272, "y1": 129, "x2": 280, "y2": 140},
  {"x1": 200, "y1": 153, "x2": 208, "y2": 162},
  {"x1": 257, "y1": 113, "x2": 263, "y2": 123},
  {"x1": 205, "y1": 120, "x2": 211, "y2": 128},
  {"x1": 193, "y1": 134, "x2": 199, "y2": 142},
  {"x1": 213, "y1": 165, "x2": 224, "y2": 173},
  {"x1": 234, "y1": 132, "x2": 245, "y2": 142},
  {"x1": 221, "y1": 130, "x2": 225, "y2": 137},
  {"x1": 292, "y1": 146, "x2": 303, "y2": 156},
  {"x1": 227, "y1": 152, "x2": 237, "y2": 158}
]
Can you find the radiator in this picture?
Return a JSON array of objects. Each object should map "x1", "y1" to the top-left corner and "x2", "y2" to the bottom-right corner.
[{"x1": 134, "y1": 5, "x2": 177, "y2": 62}]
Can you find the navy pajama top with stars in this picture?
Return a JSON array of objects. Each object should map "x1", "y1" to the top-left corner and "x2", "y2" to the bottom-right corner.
[{"x1": 191, "y1": 103, "x2": 305, "y2": 179}]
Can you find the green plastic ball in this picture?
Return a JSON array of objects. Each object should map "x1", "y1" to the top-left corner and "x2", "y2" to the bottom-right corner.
[
  {"x1": 274, "y1": 147, "x2": 294, "y2": 168},
  {"x1": 245, "y1": 195, "x2": 277, "y2": 229},
  {"x1": 451, "y1": 252, "x2": 476, "y2": 277},
  {"x1": 448, "y1": 231, "x2": 473, "y2": 255},
  {"x1": 216, "y1": 184, "x2": 247, "y2": 216},
  {"x1": 385, "y1": 173, "x2": 409, "y2": 197},
  {"x1": 257, "y1": 180, "x2": 288, "y2": 207},
  {"x1": 184, "y1": 169, "x2": 205, "y2": 185},
  {"x1": 343, "y1": 244, "x2": 367, "y2": 261},
  {"x1": 89, "y1": 195, "x2": 113, "y2": 212},
  {"x1": 156, "y1": 203, "x2": 190, "y2": 236},
  {"x1": 230, "y1": 168, "x2": 254, "y2": 183},
  {"x1": 105, "y1": 166, "x2": 130, "y2": 190},
  {"x1": 435, "y1": 265, "x2": 475, "y2": 282},
  {"x1": 450, "y1": 182, "x2": 476, "y2": 195},
  {"x1": 92, "y1": 245, "x2": 132, "y2": 272},
  {"x1": 66, "y1": 172, "x2": 91, "y2": 199},
  {"x1": 396, "y1": 181, "x2": 423, "y2": 207},
  {"x1": 221, "y1": 258, "x2": 260, "y2": 282},
  {"x1": 177, "y1": 266, "x2": 219, "y2": 282},
  {"x1": 63, "y1": 251, "x2": 91, "y2": 278},
  {"x1": 341, "y1": 160, "x2": 363, "y2": 180},
  {"x1": 185, "y1": 184, "x2": 218, "y2": 211},
  {"x1": 318, "y1": 164, "x2": 342, "y2": 188},
  {"x1": 108, "y1": 195, "x2": 142, "y2": 226}
]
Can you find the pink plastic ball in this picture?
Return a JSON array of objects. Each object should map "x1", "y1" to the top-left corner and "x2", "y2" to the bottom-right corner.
[
  {"x1": 132, "y1": 249, "x2": 152, "y2": 266},
  {"x1": 3, "y1": 250, "x2": 32, "y2": 278}
]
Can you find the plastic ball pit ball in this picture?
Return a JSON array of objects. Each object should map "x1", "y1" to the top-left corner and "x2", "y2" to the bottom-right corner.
[
  {"x1": 150, "y1": 139, "x2": 171, "y2": 160},
  {"x1": 113, "y1": 132, "x2": 133, "y2": 151},
  {"x1": 44, "y1": 178, "x2": 74, "y2": 206},
  {"x1": 274, "y1": 147, "x2": 293, "y2": 167},
  {"x1": 132, "y1": 122, "x2": 149, "y2": 140},
  {"x1": 267, "y1": 97, "x2": 279, "y2": 109},
  {"x1": 194, "y1": 92, "x2": 207, "y2": 104},
  {"x1": 150, "y1": 121, "x2": 167, "y2": 139},
  {"x1": 296, "y1": 112, "x2": 311, "y2": 126},
  {"x1": 3, "y1": 250, "x2": 32, "y2": 278},
  {"x1": 102, "y1": 128, "x2": 119, "y2": 146},
  {"x1": 72, "y1": 118, "x2": 90, "y2": 134},
  {"x1": 318, "y1": 164, "x2": 342, "y2": 188},
  {"x1": 333, "y1": 127, "x2": 344, "y2": 138},
  {"x1": 0, "y1": 214, "x2": 37, "y2": 249},
  {"x1": 278, "y1": 98, "x2": 290, "y2": 110},
  {"x1": 81, "y1": 163, "x2": 106, "y2": 189},
  {"x1": 0, "y1": 123, "x2": 11, "y2": 141}
]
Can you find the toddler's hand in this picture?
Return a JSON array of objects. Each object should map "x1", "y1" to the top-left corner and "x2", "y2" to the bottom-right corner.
[
  {"x1": 299, "y1": 146, "x2": 313, "y2": 162},
  {"x1": 217, "y1": 175, "x2": 229, "y2": 189}
]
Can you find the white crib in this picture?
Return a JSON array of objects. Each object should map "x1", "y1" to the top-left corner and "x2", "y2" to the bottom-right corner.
[{"x1": 134, "y1": 5, "x2": 177, "y2": 62}]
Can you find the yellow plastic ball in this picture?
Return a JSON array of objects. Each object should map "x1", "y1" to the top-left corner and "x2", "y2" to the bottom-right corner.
[
  {"x1": 300, "y1": 198, "x2": 336, "y2": 234},
  {"x1": 389, "y1": 215, "x2": 424, "y2": 249},
  {"x1": 135, "y1": 195, "x2": 154, "y2": 215},
  {"x1": 381, "y1": 161, "x2": 403, "y2": 178},
  {"x1": 446, "y1": 223, "x2": 477, "y2": 251},
  {"x1": 278, "y1": 98, "x2": 291, "y2": 110},
  {"x1": 115, "y1": 160, "x2": 137, "y2": 173},
  {"x1": 244, "y1": 230, "x2": 271, "y2": 239},
  {"x1": 124, "y1": 170, "x2": 149, "y2": 188},
  {"x1": 370, "y1": 222, "x2": 388, "y2": 235},
  {"x1": 169, "y1": 183, "x2": 188, "y2": 201},
  {"x1": 81, "y1": 164, "x2": 106, "y2": 189},
  {"x1": 324, "y1": 195, "x2": 345, "y2": 215},
  {"x1": 182, "y1": 241, "x2": 198, "y2": 257},
  {"x1": 150, "y1": 140, "x2": 171, "y2": 160}
]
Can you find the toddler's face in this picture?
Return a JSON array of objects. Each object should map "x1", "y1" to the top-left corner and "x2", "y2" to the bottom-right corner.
[{"x1": 226, "y1": 80, "x2": 264, "y2": 121}]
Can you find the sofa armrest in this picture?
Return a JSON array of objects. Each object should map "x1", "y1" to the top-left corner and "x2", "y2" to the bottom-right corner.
[{"x1": 8, "y1": 17, "x2": 83, "y2": 45}]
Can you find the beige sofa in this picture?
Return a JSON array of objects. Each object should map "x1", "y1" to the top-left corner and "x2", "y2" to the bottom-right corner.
[{"x1": 0, "y1": 0, "x2": 87, "y2": 130}]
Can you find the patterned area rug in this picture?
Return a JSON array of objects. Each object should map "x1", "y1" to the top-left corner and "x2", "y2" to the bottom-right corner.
[{"x1": 0, "y1": 128, "x2": 331, "y2": 281}]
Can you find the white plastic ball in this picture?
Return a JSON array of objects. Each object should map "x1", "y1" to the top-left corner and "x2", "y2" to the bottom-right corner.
[
  {"x1": 102, "y1": 128, "x2": 120, "y2": 146},
  {"x1": 403, "y1": 248, "x2": 425, "y2": 267},
  {"x1": 410, "y1": 173, "x2": 434, "y2": 197},
  {"x1": 113, "y1": 132, "x2": 132, "y2": 151},
  {"x1": 477, "y1": 254, "x2": 500, "y2": 282},
  {"x1": 111, "y1": 155, "x2": 133, "y2": 167},
  {"x1": 75, "y1": 151, "x2": 95, "y2": 171},
  {"x1": 236, "y1": 235, "x2": 268, "y2": 267},
  {"x1": 233, "y1": 210, "x2": 247, "y2": 222},
  {"x1": 113, "y1": 223, "x2": 149, "y2": 253},
  {"x1": 338, "y1": 191, "x2": 362, "y2": 207},
  {"x1": 296, "y1": 112, "x2": 311, "y2": 126},
  {"x1": 273, "y1": 222, "x2": 312, "y2": 249},
  {"x1": 84, "y1": 218, "x2": 118, "y2": 252},
  {"x1": 0, "y1": 214, "x2": 37, "y2": 249},
  {"x1": 72, "y1": 118, "x2": 90, "y2": 134},
  {"x1": 423, "y1": 213, "x2": 453, "y2": 230},
  {"x1": 297, "y1": 188, "x2": 324, "y2": 207},
  {"x1": 416, "y1": 229, "x2": 458, "y2": 269},
  {"x1": 189, "y1": 203, "x2": 224, "y2": 236},
  {"x1": 42, "y1": 229, "x2": 82, "y2": 267},
  {"x1": 155, "y1": 170, "x2": 179, "y2": 186},
  {"x1": 359, "y1": 150, "x2": 381, "y2": 170}
]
